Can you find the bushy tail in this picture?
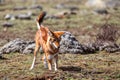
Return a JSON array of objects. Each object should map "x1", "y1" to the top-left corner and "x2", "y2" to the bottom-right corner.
[{"x1": 36, "y1": 11, "x2": 46, "y2": 29}]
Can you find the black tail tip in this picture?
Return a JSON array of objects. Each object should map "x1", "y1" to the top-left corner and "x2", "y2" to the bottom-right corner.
[
  {"x1": 42, "y1": 11, "x2": 47, "y2": 16},
  {"x1": 37, "y1": 11, "x2": 47, "y2": 24}
]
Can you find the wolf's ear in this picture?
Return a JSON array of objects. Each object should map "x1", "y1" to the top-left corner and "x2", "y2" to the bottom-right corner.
[{"x1": 54, "y1": 31, "x2": 65, "y2": 38}]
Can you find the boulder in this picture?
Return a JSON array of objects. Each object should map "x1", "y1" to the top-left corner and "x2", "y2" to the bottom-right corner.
[
  {"x1": 0, "y1": 38, "x2": 34, "y2": 54},
  {"x1": 59, "y1": 32, "x2": 86, "y2": 53}
]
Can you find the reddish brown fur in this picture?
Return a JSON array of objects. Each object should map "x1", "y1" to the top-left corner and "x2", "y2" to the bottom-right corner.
[{"x1": 30, "y1": 12, "x2": 65, "y2": 71}]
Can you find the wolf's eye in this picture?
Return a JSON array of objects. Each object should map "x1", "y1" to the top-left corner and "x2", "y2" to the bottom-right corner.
[{"x1": 50, "y1": 38, "x2": 54, "y2": 41}]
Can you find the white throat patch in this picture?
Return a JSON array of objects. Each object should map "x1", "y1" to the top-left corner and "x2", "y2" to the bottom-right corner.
[
  {"x1": 36, "y1": 22, "x2": 40, "y2": 29},
  {"x1": 53, "y1": 43, "x2": 58, "y2": 49}
]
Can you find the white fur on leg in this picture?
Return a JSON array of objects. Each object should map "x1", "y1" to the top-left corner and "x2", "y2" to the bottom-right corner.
[
  {"x1": 30, "y1": 56, "x2": 36, "y2": 70},
  {"x1": 43, "y1": 61, "x2": 48, "y2": 68},
  {"x1": 47, "y1": 54, "x2": 53, "y2": 60},
  {"x1": 47, "y1": 55, "x2": 52, "y2": 70},
  {"x1": 48, "y1": 63, "x2": 52, "y2": 70},
  {"x1": 43, "y1": 55, "x2": 48, "y2": 68},
  {"x1": 53, "y1": 57, "x2": 58, "y2": 71}
]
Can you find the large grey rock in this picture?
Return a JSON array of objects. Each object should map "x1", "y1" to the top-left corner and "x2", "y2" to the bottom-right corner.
[
  {"x1": 0, "y1": 32, "x2": 87, "y2": 54},
  {"x1": 22, "y1": 43, "x2": 35, "y2": 54},
  {"x1": 0, "y1": 31, "x2": 119, "y2": 56},
  {"x1": 0, "y1": 38, "x2": 34, "y2": 54},
  {"x1": 59, "y1": 32, "x2": 84, "y2": 53}
]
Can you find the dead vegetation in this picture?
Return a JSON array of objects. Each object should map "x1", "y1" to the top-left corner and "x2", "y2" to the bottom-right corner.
[
  {"x1": 0, "y1": 0, "x2": 120, "y2": 80},
  {"x1": 96, "y1": 24, "x2": 119, "y2": 43}
]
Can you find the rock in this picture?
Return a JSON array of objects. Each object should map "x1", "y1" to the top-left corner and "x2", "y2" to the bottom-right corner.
[
  {"x1": 0, "y1": 31, "x2": 119, "y2": 56},
  {"x1": 22, "y1": 42, "x2": 35, "y2": 54},
  {"x1": 16, "y1": 14, "x2": 31, "y2": 20},
  {"x1": 4, "y1": 14, "x2": 16, "y2": 20},
  {"x1": 85, "y1": 0, "x2": 106, "y2": 9},
  {"x1": 70, "y1": 11, "x2": 77, "y2": 15},
  {"x1": 93, "y1": 9, "x2": 108, "y2": 15},
  {"x1": 45, "y1": 12, "x2": 68, "y2": 19},
  {"x1": 2, "y1": 22, "x2": 13, "y2": 27},
  {"x1": 54, "y1": 3, "x2": 79, "y2": 11},
  {"x1": 54, "y1": 3, "x2": 65, "y2": 9},
  {"x1": 85, "y1": 0, "x2": 109, "y2": 15},
  {"x1": 67, "y1": 6, "x2": 79, "y2": 11},
  {"x1": 29, "y1": 5, "x2": 43, "y2": 10},
  {"x1": 13, "y1": 6, "x2": 27, "y2": 11},
  {"x1": 27, "y1": 11, "x2": 36, "y2": 16},
  {"x1": 45, "y1": 11, "x2": 77, "y2": 19},
  {"x1": 5, "y1": 12, "x2": 35, "y2": 20},
  {"x1": 0, "y1": 32, "x2": 85, "y2": 54},
  {"x1": 105, "y1": 45, "x2": 120, "y2": 53},
  {"x1": 59, "y1": 32, "x2": 95, "y2": 54},
  {"x1": 85, "y1": 0, "x2": 120, "y2": 9},
  {"x1": 106, "y1": 0, "x2": 120, "y2": 9},
  {"x1": 0, "y1": 38, "x2": 35, "y2": 54}
]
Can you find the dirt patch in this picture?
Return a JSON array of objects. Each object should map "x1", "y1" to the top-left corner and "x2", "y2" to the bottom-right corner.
[
  {"x1": 0, "y1": 29, "x2": 35, "y2": 46},
  {"x1": 59, "y1": 66, "x2": 83, "y2": 72},
  {"x1": 30, "y1": 71, "x2": 64, "y2": 80}
]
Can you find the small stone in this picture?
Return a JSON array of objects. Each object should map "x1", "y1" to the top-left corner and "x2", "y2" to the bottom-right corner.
[
  {"x1": 13, "y1": 6, "x2": 27, "y2": 11},
  {"x1": 2, "y1": 22, "x2": 13, "y2": 27}
]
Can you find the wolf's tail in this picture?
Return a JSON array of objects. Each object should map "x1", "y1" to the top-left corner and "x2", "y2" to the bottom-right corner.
[{"x1": 36, "y1": 11, "x2": 46, "y2": 29}]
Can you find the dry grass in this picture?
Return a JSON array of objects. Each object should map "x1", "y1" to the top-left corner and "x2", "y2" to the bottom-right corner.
[
  {"x1": 0, "y1": 0, "x2": 120, "y2": 80},
  {"x1": 0, "y1": 52, "x2": 120, "y2": 80}
]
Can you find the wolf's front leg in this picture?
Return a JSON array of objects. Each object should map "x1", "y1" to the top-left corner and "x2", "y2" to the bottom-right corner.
[
  {"x1": 42, "y1": 54, "x2": 48, "y2": 69},
  {"x1": 53, "y1": 55, "x2": 58, "y2": 71},
  {"x1": 46, "y1": 54, "x2": 53, "y2": 70}
]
